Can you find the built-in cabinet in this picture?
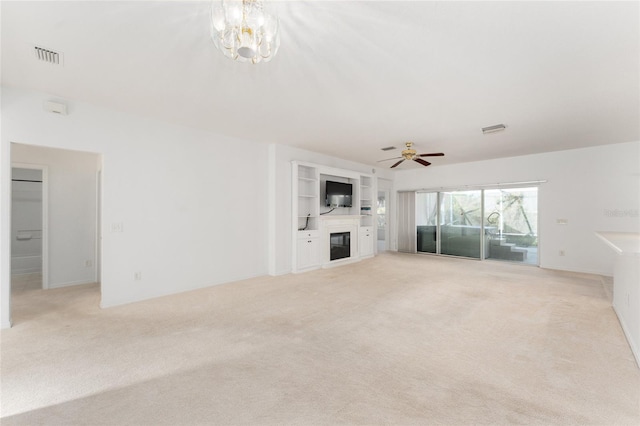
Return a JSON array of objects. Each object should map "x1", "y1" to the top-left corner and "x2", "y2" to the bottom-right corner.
[
  {"x1": 359, "y1": 226, "x2": 374, "y2": 257},
  {"x1": 292, "y1": 161, "x2": 375, "y2": 273},
  {"x1": 296, "y1": 230, "x2": 320, "y2": 270}
]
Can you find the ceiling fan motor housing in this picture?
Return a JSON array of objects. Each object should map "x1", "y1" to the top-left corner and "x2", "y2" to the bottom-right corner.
[
  {"x1": 402, "y1": 142, "x2": 417, "y2": 159},
  {"x1": 402, "y1": 147, "x2": 417, "y2": 160}
]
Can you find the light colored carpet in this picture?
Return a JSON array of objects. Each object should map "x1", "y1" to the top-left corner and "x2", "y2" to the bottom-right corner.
[{"x1": 1, "y1": 253, "x2": 638, "y2": 425}]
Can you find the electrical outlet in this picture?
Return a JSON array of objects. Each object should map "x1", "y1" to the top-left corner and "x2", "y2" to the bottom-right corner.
[
  {"x1": 134, "y1": 271, "x2": 142, "y2": 281},
  {"x1": 111, "y1": 222, "x2": 124, "y2": 233},
  {"x1": 559, "y1": 250, "x2": 565, "y2": 256},
  {"x1": 85, "y1": 260, "x2": 93, "y2": 267}
]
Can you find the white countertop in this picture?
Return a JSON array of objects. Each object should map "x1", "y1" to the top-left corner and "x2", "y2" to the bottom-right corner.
[{"x1": 595, "y1": 232, "x2": 640, "y2": 255}]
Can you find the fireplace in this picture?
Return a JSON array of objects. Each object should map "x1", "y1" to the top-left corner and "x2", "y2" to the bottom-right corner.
[
  {"x1": 330, "y1": 232, "x2": 351, "y2": 261},
  {"x1": 320, "y1": 216, "x2": 359, "y2": 267}
]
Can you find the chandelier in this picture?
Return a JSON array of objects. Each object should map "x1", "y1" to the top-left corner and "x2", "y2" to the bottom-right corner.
[{"x1": 210, "y1": 0, "x2": 280, "y2": 64}]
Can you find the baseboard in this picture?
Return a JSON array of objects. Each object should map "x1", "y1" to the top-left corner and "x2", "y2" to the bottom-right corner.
[
  {"x1": 48, "y1": 279, "x2": 96, "y2": 289},
  {"x1": 1, "y1": 317, "x2": 12, "y2": 329},
  {"x1": 612, "y1": 303, "x2": 640, "y2": 369},
  {"x1": 100, "y1": 271, "x2": 267, "y2": 309},
  {"x1": 11, "y1": 269, "x2": 42, "y2": 275},
  {"x1": 540, "y1": 264, "x2": 613, "y2": 277}
]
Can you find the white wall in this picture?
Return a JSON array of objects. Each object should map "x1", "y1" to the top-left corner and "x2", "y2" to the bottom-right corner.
[
  {"x1": 12, "y1": 145, "x2": 99, "y2": 287},
  {"x1": 270, "y1": 144, "x2": 394, "y2": 275},
  {"x1": 1, "y1": 86, "x2": 270, "y2": 327},
  {"x1": 393, "y1": 141, "x2": 640, "y2": 275}
]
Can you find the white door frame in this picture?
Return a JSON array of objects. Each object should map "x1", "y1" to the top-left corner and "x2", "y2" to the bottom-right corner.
[
  {"x1": 377, "y1": 178, "x2": 393, "y2": 253},
  {"x1": 96, "y1": 169, "x2": 102, "y2": 284},
  {"x1": 11, "y1": 162, "x2": 49, "y2": 289},
  {"x1": 376, "y1": 189, "x2": 390, "y2": 252}
]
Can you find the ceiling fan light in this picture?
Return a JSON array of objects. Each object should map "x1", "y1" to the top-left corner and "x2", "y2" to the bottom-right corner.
[{"x1": 383, "y1": 141, "x2": 444, "y2": 168}]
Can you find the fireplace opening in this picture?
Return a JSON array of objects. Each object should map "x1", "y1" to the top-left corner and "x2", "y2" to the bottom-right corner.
[{"x1": 330, "y1": 232, "x2": 351, "y2": 261}]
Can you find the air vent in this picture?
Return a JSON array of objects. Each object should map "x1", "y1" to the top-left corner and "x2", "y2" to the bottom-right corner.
[
  {"x1": 34, "y1": 46, "x2": 62, "y2": 65},
  {"x1": 482, "y1": 124, "x2": 506, "y2": 134},
  {"x1": 381, "y1": 146, "x2": 396, "y2": 151}
]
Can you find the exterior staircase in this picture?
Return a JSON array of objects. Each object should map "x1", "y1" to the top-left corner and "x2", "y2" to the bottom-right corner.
[{"x1": 489, "y1": 237, "x2": 528, "y2": 261}]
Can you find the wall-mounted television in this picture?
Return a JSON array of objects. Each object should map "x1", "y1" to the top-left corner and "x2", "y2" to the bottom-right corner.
[{"x1": 326, "y1": 180, "x2": 353, "y2": 207}]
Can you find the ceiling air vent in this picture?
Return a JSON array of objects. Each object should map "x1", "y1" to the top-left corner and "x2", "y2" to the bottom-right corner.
[
  {"x1": 381, "y1": 146, "x2": 396, "y2": 151},
  {"x1": 482, "y1": 124, "x2": 506, "y2": 134},
  {"x1": 34, "y1": 46, "x2": 62, "y2": 65}
]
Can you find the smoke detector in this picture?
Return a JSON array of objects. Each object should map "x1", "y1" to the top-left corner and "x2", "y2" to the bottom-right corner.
[
  {"x1": 43, "y1": 101, "x2": 67, "y2": 115},
  {"x1": 34, "y1": 46, "x2": 63, "y2": 65}
]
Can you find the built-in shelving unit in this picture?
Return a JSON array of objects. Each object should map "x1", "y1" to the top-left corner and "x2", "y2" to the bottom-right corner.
[
  {"x1": 295, "y1": 165, "x2": 319, "y2": 232},
  {"x1": 292, "y1": 161, "x2": 376, "y2": 273},
  {"x1": 359, "y1": 175, "x2": 374, "y2": 227}
]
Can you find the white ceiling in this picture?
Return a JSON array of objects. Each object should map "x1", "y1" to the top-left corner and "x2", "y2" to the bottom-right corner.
[{"x1": 2, "y1": 1, "x2": 638, "y2": 169}]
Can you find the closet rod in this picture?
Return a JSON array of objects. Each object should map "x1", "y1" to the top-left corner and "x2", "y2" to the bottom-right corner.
[{"x1": 12, "y1": 179, "x2": 43, "y2": 183}]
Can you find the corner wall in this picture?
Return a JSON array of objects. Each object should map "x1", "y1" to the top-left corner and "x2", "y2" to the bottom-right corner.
[
  {"x1": 393, "y1": 141, "x2": 640, "y2": 275},
  {"x1": 1, "y1": 87, "x2": 270, "y2": 327}
]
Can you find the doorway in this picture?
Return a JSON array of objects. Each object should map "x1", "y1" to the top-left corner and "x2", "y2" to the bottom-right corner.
[{"x1": 9, "y1": 143, "x2": 102, "y2": 325}]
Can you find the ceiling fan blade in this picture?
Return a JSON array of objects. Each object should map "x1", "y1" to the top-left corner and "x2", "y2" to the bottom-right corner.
[
  {"x1": 414, "y1": 158, "x2": 431, "y2": 167},
  {"x1": 377, "y1": 156, "x2": 403, "y2": 162},
  {"x1": 390, "y1": 159, "x2": 405, "y2": 168},
  {"x1": 419, "y1": 153, "x2": 445, "y2": 157}
]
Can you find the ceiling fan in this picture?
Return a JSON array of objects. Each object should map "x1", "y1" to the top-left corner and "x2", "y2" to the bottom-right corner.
[{"x1": 378, "y1": 142, "x2": 445, "y2": 168}]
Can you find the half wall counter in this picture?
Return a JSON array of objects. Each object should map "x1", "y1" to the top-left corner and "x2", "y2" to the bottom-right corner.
[{"x1": 596, "y1": 231, "x2": 640, "y2": 368}]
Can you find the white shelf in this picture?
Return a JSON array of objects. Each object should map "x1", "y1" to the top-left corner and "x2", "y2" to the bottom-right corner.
[
  {"x1": 299, "y1": 194, "x2": 316, "y2": 198},
  {"x1": 359, "y1": 174, "x2": 374, "y2": 229},
  {"x1": 299, "y1": 177, "x2": 317, "y2": 182}
]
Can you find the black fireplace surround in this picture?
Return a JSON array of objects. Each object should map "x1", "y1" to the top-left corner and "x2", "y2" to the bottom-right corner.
[{"x1": 330, "y1": 232, "x2": 350, "y2": 261}]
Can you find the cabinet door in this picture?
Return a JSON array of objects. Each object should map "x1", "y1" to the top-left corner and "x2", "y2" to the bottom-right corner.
[
  {"x1": 297, "y1": 238, "x2": 320, "y2": 270},
  {"x1": 359, "y1": 228, "x2": 374, "y2": 257}
]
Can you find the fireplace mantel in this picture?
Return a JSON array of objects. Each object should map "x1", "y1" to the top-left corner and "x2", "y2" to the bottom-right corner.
[{"x1": 320, "y1": 216, "x2": 361, "y2": 267}]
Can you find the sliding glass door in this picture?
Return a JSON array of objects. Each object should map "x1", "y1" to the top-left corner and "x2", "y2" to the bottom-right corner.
[
  {"x1": 414, "y1": 187, "x2": 538, "y2": 264},
  {"x1": 416, "y1": 192, "x2": 438, "y2": 253},
  {"x1": 439, "y1": 190, "x2": 483, "y2": 259},
  {"x1": 484, "y1": 188, "x2": 538, "y2": 264}
]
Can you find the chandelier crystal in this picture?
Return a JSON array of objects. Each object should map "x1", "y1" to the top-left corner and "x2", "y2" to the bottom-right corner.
[{"x1": 210, "y1": 0, "x2": 280, "y2": 64}]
